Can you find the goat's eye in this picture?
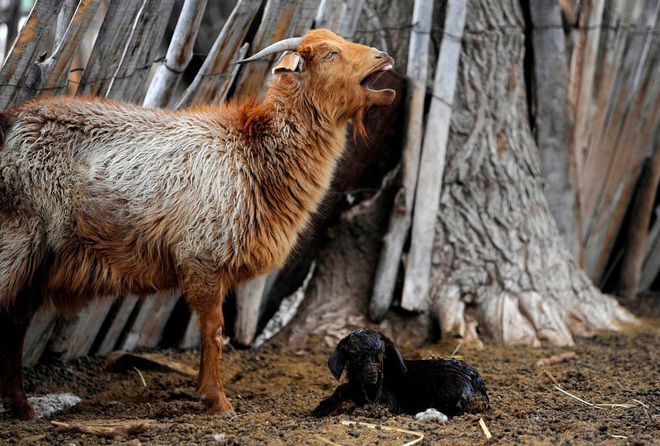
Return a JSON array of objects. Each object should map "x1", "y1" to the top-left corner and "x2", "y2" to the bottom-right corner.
[{"x1": 323, "y1": 51, "x2": 337, "y2": 60}]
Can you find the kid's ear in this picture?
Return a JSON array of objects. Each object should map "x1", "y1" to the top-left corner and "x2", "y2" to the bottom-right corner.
[
  {"x1": 272, "y1": 51, "x2": 303, "y2": 74},
  {"x1": 327, "y1": 336, "x2": 350, "y2": 380},
  {"x1": 383, "y1": 336, "x2": 407, "y2": 374}
]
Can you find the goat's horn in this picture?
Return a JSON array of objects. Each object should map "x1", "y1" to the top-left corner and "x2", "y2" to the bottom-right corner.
[{"x1": 237, "y1": 37, "x2": 303, "y2": 64}]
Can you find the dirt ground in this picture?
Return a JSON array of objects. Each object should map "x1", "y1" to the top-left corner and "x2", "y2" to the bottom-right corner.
[{"x1": 1, "y1": 302, "x2": 658, "y2": 445}]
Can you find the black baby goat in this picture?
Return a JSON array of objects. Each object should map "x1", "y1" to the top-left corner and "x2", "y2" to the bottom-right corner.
[{"x1": 313, "y1": 328, "x2": 490, "y2": 417}]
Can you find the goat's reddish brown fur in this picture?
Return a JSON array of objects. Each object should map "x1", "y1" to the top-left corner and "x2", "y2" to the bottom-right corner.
[{"x1": 0, "y1": 29, "x2": 394, "y2": 420}]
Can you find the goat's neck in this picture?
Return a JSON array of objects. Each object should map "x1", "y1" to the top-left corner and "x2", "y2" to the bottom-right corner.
[
  {"x1": 246, "y1": 93, "x2": 348, "y2": 208},
  {"x1": 225, "y1": 91, "x2": 349, "y2": 269}
]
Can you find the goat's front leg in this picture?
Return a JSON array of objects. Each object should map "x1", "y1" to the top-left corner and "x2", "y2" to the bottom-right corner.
[
  {"x1": 0, "y1": 306, "x2": 36, "y2": 420},
  {"x1": 313, "y1": 383, "x2": 351, "y2": 417},
  {"x1": 186, "y1": 283, "x2": 234, "y2": 416}
]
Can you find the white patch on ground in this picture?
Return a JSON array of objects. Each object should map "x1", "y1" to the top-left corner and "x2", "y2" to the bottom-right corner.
[
  {"x1": 0, "y1": 393, "x2": 82, "y2": 418},
  {"x1": 414, "y1": 408, "x2": 448, "y2": 423}
]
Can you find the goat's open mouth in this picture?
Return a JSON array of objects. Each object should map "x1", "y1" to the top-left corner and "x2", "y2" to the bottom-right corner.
[{"x1": 361, "y1": 63, "x2": 393, "y2": 91}]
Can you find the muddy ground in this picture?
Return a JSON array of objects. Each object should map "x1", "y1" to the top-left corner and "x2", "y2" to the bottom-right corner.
[{"x1": 1, "y1": 302, "x2": 658, "y2": 445}]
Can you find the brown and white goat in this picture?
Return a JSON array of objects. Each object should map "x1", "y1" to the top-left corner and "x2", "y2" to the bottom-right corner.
[{"x1": 0, "y1": 29, "x2": 394, "y2": 420}]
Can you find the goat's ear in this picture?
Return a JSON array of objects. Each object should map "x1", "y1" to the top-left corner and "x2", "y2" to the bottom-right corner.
[
  {"x1": 272, "y1": 51, "x2": 303, "y2": 75},
  {"x1": 327, "y1": 337, "x2": 350, "y2": 380},
  {"x1": 383, "y1": 337, "x2": 407, "y2": 374}
]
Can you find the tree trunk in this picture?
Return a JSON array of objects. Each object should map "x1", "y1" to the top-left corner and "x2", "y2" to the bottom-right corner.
[{"x1": 430, "y1": 0, "x2": 635, "y2": 346}]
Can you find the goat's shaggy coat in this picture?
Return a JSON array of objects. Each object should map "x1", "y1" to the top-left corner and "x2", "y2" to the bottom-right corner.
[{"x1": 0, "y1": 29, "x2": 394, "y2": 420}]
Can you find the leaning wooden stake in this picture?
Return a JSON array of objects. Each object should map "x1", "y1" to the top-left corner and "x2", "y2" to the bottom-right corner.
[
  {"x1": 640, "y1": 213, "x2": 660, "y2": 291},
  {"x1": 15, "y1": 0, "x2": 101, "y2": 103},
  {"x1": 400, "y1": 0, "x2": 467, "y2": 312},
  {"x1": 176, "y1": 0, "x2": 263, "y2": 108},
  {"x1": 0, "y1": 0, "x2": 66, "y2": 109},
  {"x1": 529, "y1": 0, "x2": 580, "y2": 261},
  {"x1": 143, "y1": 0, "x2": 207, "y2": 108},
  {"x1": 369, "y1": 0, "x2": 434, "y2": 321},
  {"x1": 620, "y1": 142, "x2": 660, "y2": 300}
]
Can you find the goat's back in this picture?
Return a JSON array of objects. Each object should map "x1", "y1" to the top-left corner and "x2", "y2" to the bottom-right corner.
[
  {"x1": 0, "y1": 97, "x2": 243, "y2": 307},
  {"x1": 384, "y1": 358, "x2": 490, "y2": 416}
]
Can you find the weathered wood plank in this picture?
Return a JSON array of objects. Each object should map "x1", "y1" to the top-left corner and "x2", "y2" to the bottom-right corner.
[
  {"x1": 529, "y1": 0, "x2": 579, "y2": 260},
  {"x1": 23, "y1": 307, "x2": 58, "y2": 367},
  {"x1": 118, "y1": 291, "x2": 180, "y2": 351},
  {"x1": 76, "y1": 0, "x2": 144, "y2": 96},
  {"x1": 401, "y1": 0, "x2": 467, "y2": 312},
  {"x1": 15, "y1": 0, "x2": 101, "y2": 103},
  {"x1": 106, "y1": 0, "x2": 176, "y2": 103},
  {"x1": 567, "y1": 0, "x2": 605, "y2": 224},
  {"x1": 180, "y1": 312, "x2": 201, "y2": 349},
  {"x1": 233, "y1": 0, "x2": 321, "y2": 98},
  {"x1": 94, "y1": 295, "x2": 140, "y2": 356},
  {"x1": 1, "y1": 0, "x2": 22, "y2": 59},
  {"x1": 640, "y1": 198, "x2": 660, "y2": 291},
  {"x1": 620, "y1": 141, "x2": 660, "y2": 299},
  {"x1": 234, "y1": 274, "x2": 269, "y2": 345},
  {"x1": 143, "y1": 0, "x2": 208, "y2": 108},
  {"x1": 369, "y1": 0, "x2": 434, "y2": 320},
  {"x1": 0, "y1": 0, "x2": 65, "y2": 109},
  {"x1": 582, "y1": 2, "x2": 660, "y2": 280},
  {"x1": 48, "y1": 298, "x2": 116, "y2": 361},
  {"x1": 314, "y1": 0, "x2": 343, "y2": 32},
  {"x1": 176, "y1": 0, "x2": 263, "y2": 108}
]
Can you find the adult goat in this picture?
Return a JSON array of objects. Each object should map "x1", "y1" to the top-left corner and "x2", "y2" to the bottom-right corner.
[{"x1": 0, "y1": 29, "x2": 395, "y2": 420}]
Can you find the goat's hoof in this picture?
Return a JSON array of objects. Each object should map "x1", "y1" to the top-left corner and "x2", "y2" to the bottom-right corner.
[
  {"x1": 203, "y1": 405, "x2": 236, "y2": 418},
  {"x1": 5, "y1": 400, "x2": 37, "y2": 421},
  {"x1": 203, "y1": 398, "x2": 235, "y2": 418}
]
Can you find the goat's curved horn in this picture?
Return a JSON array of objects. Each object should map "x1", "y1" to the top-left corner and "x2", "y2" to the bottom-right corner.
[{"x1": 237, "y1": 37, "x2": 303, "y2": 64}]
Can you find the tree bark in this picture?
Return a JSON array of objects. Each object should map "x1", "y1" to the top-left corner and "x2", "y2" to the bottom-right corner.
[{"x1": 430, "y1": 0, "x2": 635, "y2": 346}]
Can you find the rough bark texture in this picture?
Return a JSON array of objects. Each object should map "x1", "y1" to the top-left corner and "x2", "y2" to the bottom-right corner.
[{"x1": 429, "y1": 0, "x2": 635, "y2": 346}]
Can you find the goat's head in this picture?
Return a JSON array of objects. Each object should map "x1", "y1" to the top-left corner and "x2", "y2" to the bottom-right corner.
[
  {"x1": 239, "y1": 29, "x2": 395, "y2": 137},
  {"x1": 328, "y1": 328, "x2": 406, "y2": 391}
]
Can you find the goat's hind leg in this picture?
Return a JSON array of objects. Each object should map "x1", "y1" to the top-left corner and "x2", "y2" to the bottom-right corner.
[
  {"x1": 0, "y1": 213, "x2": 44, "y2": 420},
  {"x1": 0, "y1": 304, "x2": 36, "y2": 420}
]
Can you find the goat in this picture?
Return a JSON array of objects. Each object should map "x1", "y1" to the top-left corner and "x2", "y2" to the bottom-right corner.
[
  {"x1": 0, "y1": 29, "x2": 395, "y2": 420},
  {"x1": 313, "y1": 328, "x2": 490, "y2": 417}
]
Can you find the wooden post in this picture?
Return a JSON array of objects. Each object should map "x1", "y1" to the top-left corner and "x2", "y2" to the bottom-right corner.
[
  {"x1": 641, "y1": 214, "x2": 660, "y2": 291},
  {"x1": 232, "y1": 0, "x2": 321, "y2": 97},
  {"x1": 529, "y1": 0, "x2": 580, "y2": 261},
  {"x1": 94, "y1": 296, "x2": 140, "y2": 356},
  {"x1": 369, "y1": 0, "x2": 434, "y2": 321},
  {"x1": 580, "y1": 1, "x2": 660, "y2": 280},
  {"x1": 234, "y1": 274, "x2": 269, "y2": 346},
  {"x1": 15, "y1": 0, "x2": 101, "y2": 103},
  {"x1": 400, "y1": 0, "x2": 467, "y2": 312},
  {"x1": 176, "y1": 0, "x2": 263, "y2": 108},
  {"x1": 143, "y1": 0, "x2": 207, "y2": 108},
  {"x1": 106, "y1": 0, "x2": 176, "y2": 103},
  {"x1": 0, "y1": 0, "x2": 65, "y2": 109},
  {"x1": 76, "y1": 0, "x2": 144, "y2": 96}
]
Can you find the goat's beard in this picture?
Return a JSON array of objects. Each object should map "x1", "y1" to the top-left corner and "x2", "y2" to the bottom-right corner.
[
  {"x1": 359, "y1": 364, "x2": 384, "y2": 403},
  {"x1": 351, "y1": 106, "x2": 369, "y2": 141}
]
